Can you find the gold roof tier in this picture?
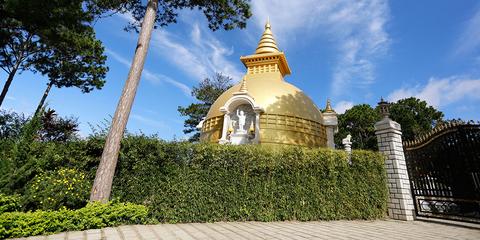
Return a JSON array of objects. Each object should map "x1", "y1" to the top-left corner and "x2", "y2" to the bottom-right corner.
[
  {"x1": 240, "y1": 21, "x2": 291, "y2": 77},
  {"x1": 255, "y1": 20, "x2": 279, "y2": 54}
]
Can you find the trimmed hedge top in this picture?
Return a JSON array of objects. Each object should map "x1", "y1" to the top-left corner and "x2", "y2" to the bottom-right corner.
[
  {"x1": 112, "y1": 140, "x2": 388, "y2": 222},
  {"x1": 1, "y1": 136, "x2": 388, "y2": 224},
  {"x1": 0, "y1": 202, "x2": 149, "y2": 239}
]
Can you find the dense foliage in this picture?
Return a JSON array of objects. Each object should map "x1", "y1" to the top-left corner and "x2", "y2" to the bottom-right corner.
[
  {"x1": 93, "y1": 0, "x2": 252, "y2": 32},
  {"x1": 0, "y1": 138, "x2": 101, "y2": 201},
  {"x1": 24, "y1": 168, "x2": 90, "y2": 210},
  {"x1": 335, "y1": 97, "x2": 445, "y2": 150},
  {"x1": 114, "y1": 142, "x2": 388, "y2": 222},
  {"x1": 0, "y1": 110, "x2": 27, "y2": 139},
  {"x1": 178, "y1": 73, "x2": 233, "y2": 141},
  {"x1": 389, "y1": 97, "x2": 444, "y2": 141},
  {"x1": 0, "y1": 135, "x2": 388, "y2": 222},
  {"x1": 0, "y1": 0, "x2": 108, "y2": 107},
  {"x1": 335, "y1": 104, "x2": 381, "y2": 150},
  {"x1": 0, "y1": 201, "x2": 149, "y2": 239},
  {"x1": 0, "y1": 109, "x2": 79, "y2": 141},
  {"x1": 0, "y1": 194, "x2": 22, "y2": 214},
  {"x1": 38, "y1": 109, "x2": 79, "y2": 142}
]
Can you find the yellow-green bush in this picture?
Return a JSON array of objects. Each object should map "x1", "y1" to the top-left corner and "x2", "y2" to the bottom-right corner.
[
  {"x1": 0, "y1": 194, "x2": 21, "y2": 213},
  {"x1": 0, "y1": 201, "x2": 149, "y2": 239},
  {"x1": 24, "y1": 168, "x2": 90, "y2": 210}
]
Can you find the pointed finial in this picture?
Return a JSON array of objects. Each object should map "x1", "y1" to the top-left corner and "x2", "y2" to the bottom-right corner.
[
  {"x1": 255, "y1": 19, "x2": 279, "y2": 54},
  {"x1": 325, "y1": 99, "x2": 335, "y2": 113},
  {"x1": 239, "y1": 76, "x2": 248, "y2": 92}
]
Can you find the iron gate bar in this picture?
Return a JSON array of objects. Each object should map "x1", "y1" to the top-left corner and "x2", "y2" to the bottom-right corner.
[{"x1": 403, "y1": 122, "x2": 480, "y2": 223}]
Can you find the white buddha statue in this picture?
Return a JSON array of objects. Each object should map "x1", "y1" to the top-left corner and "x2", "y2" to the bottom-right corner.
[{"x1": 237, "y1": 109, "x2": 246, "y2": 133}]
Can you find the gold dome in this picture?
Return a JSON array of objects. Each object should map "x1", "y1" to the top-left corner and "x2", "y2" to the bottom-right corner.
[
  {"x1": 205, "y1": 74, "x2": 322, "y2": 122},
  {"x1": 200, "y1": 21, "x2": 327, "y2": 147}
]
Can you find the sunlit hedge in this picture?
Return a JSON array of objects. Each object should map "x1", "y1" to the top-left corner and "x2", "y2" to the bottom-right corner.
[
  {"x1": 112, "y1": 139, "x2": 388, "y2": 222},
  {"x1": 0, "y1": 136, "x2": 388, "y2": 223},
  {"x1": 0, "y1": 202, "x2": 148, "y2": 239}
]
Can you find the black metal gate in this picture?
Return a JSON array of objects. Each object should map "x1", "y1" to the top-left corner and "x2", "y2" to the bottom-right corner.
[{"x1": 403, "y1": 122, "x2": 480, "y2": 222}]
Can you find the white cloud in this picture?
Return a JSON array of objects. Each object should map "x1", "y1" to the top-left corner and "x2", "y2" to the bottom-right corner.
[
  {"x1": 454, "y1": 6, "x2": 480, "y2": 56},
  {"x1": 150, "y1": 23, "x2": 243, "y2": 82},
  {"x1": 251, "y1": 0, "x2": 390, "y2": 96},
  {"x1": 333, "y1": 100, "x2": 354, "y2": 114},
  {"x1": 388, "y1": 76, "x2": 480, "y2": 107},
  {"x1": 105, "y1": 48, "x2": 130, "y2": 66},
  {"x1": 131, "y1": 114, "x2": 167, "y2": 129},
  {"x1": 105, "y1": 49, "x2": 192, "y2": 96},
  {"x1": 117, "y1": 12, "x2": 135, "y2": 23},
  {"x1": 113, "y1": 1, "x2": 389, "y2": 95}
]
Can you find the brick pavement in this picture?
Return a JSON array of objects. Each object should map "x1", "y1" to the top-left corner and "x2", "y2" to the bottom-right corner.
[{"x1": 11, "y1": 219, "x2": 480, "y2": 240}]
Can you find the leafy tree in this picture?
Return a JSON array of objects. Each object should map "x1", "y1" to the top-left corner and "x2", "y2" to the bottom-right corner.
[
  {"x1": 0, "y1": 0, "x2": 108, "y2": 108},
  {"x1": 335, "y1": 104, "x2": 381, "y2": 150},
  {"x1": 389, "y1": 97, "x2": 444, "y2": 141},
  {"x1": 0, "y1": 110, "x2": 27, "y2": 139},
  {"x1": 37, "y1": 109, "x2": 79, "y2": 142},
  {"x1": 32, "y1": 30, "x2": 108, "y2": 115},
  {"x1": 334, "y1": 97, "x2": 445, "y2": 150},
  {"x1": 0, "y1": 109, "x2": 78, "y2": 141},
  {"x1": 91, "y1": 0, "x2": 251, "y2": 202},
  {"x1": 178, "y1": 73, "x2": 233, "y2": 141}
]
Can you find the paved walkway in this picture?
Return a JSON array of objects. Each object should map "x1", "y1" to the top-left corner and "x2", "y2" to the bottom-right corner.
[{"x1": 12, "y1": 219, "x2": 480, "y2": 240}]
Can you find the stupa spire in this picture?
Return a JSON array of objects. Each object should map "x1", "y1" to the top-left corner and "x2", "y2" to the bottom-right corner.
[
  {"x1": 255, "y1": 19, "x2": 280, "y2": 54},
  {"x1": 233, "y1": 76, "x2": 250, "y2": 96},
  {"x1": 324, "y1": 99, "x2": 335, "y2": 113},
  {"x1": 239, "y1": 76, "x2": 248, "y2": 92}
]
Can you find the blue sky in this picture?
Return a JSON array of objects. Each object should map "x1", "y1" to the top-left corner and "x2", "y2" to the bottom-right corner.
[{"x1": 2, "y1": 0, "x2": 480, "y2": 139}]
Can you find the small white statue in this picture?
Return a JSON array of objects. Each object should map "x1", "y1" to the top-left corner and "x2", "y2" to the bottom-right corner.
[
  {"x1": 237, "y1": 109, "x2": 246, "y2": 132},
  {"x1": 342, "y1": 134, "x2": 352, "y2": 164}
]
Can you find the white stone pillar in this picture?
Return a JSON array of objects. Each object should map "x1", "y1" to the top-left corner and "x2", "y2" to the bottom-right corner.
[
  {"x1": 253, "y1": 110, "x2": 262, "y2": 143},
  {"x1": 323, "y1": 112, "x2": 338, "y2": 149},
  {"x1": 219, "y1": 109, "x2": 230, "y2": 144},
  {"x1": 374, "y1": 117, "x2": 415, "y2": 221}
]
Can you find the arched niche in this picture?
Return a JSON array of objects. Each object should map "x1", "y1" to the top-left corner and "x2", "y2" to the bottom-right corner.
[{"x1": 219, "y1": 94, "x2": 263, "y2": 144}]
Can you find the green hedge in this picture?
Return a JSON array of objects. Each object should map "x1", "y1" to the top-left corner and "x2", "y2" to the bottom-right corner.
[
  {"x1": 0, "y1": 202, "x2": 149, "y2": 239},
  {"x1": 0, "y1": 136, "x2": 388, "y2": 223},
  {"x1": 0, "y1": 138, "x2": 104, "y2": 210},
  {"x1": 112, "y1": 139, "x2": 388, "y2": 222},
  {"x1": 0, "y1": 194, "x2": 22, "y2": 214}
]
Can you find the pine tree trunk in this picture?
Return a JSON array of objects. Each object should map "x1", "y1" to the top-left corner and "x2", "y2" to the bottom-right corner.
[
  {"x1": 90, "y1": 0, "x2": 159, "y2": 203},
  {"x1": 34, "y1": 81, "x2": 53, "y2": 116},
  {"x1": 0, "y1": 66, "x2": 19, "y2": 108}
]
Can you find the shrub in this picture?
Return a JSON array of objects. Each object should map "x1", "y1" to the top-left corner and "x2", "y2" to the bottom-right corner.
[
  {"x1": 0, "y1": 135, "x2": 388, "y2": 222},
  {"x1": 0, "y1": 194, "x2": 22, "y2": 213},
  {"x1": 0, "y1": 138, "x2": 103, "y2": 210},
  {"x1": 112, "y1": 140, "x2": 388, "y2": 222},
  {"x1": 23, "y1": 168, "x2": 91, "y2": 210},
  {"x1": 0, "y1": 201, "x2": 149, "y2": 239}
]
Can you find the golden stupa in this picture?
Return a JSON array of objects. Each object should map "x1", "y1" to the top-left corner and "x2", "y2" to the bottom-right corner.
[{"x1": 200, "y1": 21, "x2": 337, "y2": 148}]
